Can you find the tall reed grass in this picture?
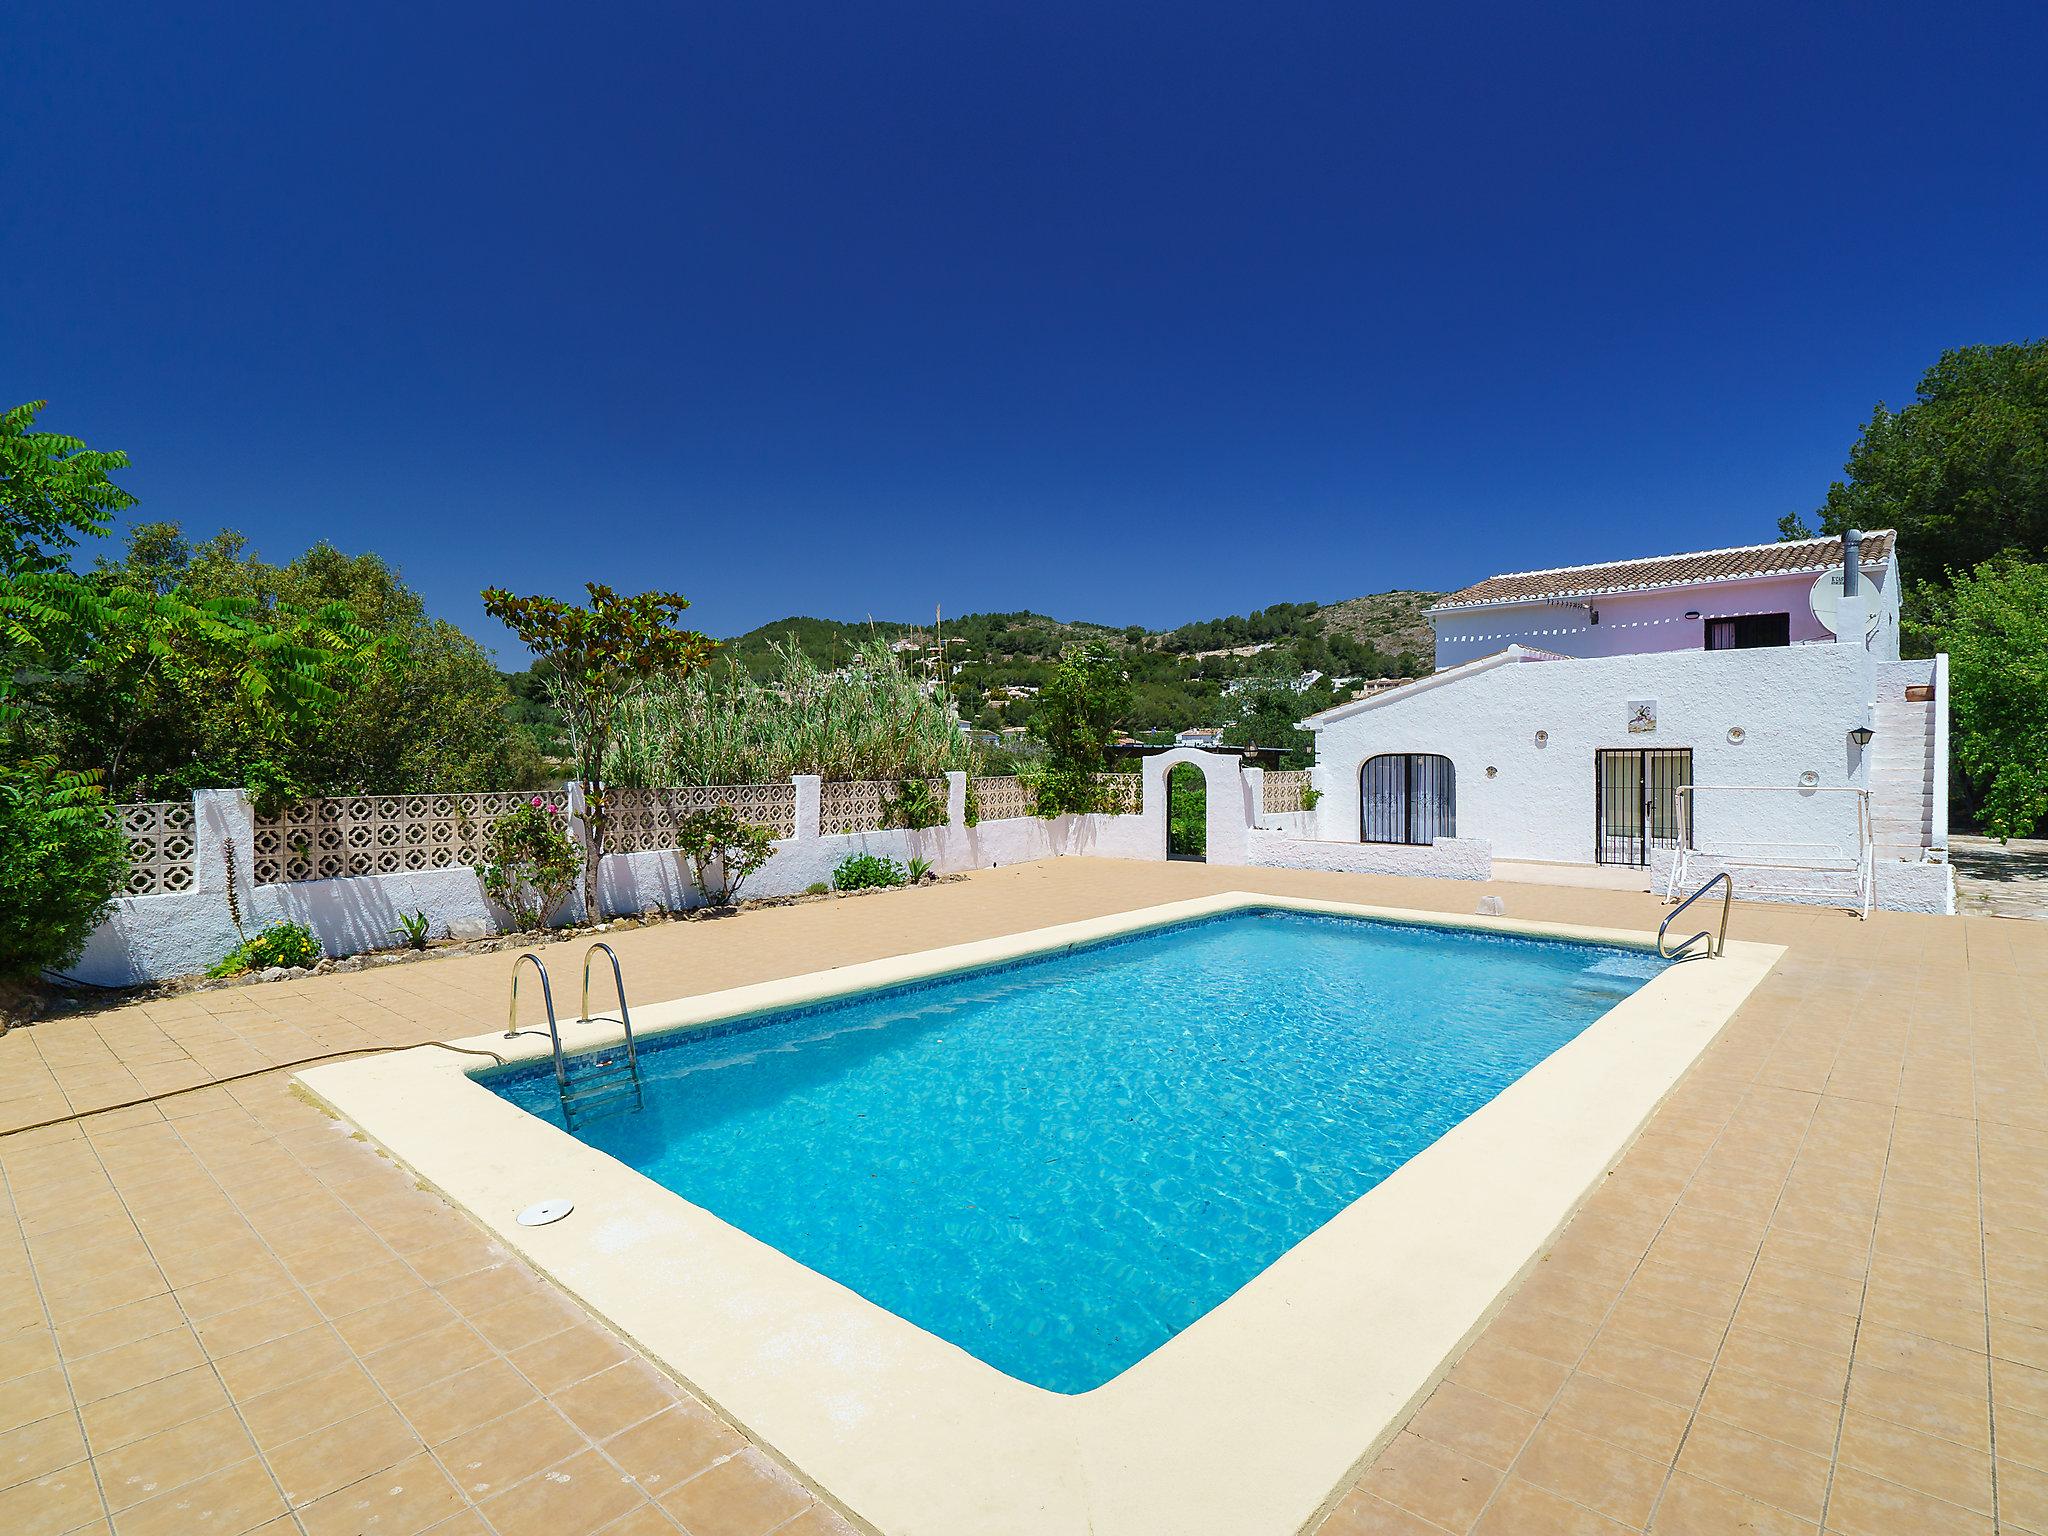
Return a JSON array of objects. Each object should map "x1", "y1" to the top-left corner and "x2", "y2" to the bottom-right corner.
[{"x1": 605, "y1": 638, "x2": 982, "y2": 787}]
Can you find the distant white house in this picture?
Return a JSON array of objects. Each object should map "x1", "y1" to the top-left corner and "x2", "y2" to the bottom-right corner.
[
  {"x1": 1290, "y1": 531, "x2": 1953, "y2": 914},
  {"x1": 1175, "y1": 727, "x2": 1227, "y2": 748}
]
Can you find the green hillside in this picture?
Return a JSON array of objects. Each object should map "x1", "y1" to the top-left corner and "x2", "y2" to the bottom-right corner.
[
  {"x1": 723, "y1": 592, "x2": 1440, "y2": 736},
  {"x1": 507, "y1": 591, "x2": 1439, "y2": 762}
]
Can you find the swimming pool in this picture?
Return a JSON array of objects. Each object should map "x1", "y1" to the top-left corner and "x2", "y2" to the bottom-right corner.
[{"x1": 485, "y1": 907, "x2": 1664, "y2": 1393}]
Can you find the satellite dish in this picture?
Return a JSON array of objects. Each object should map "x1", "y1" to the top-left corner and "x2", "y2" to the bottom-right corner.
[{"x1": 1809, "y1": 569, "x2": 1879, "y2": 639}]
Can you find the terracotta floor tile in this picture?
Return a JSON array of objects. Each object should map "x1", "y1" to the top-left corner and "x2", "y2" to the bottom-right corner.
[
  {"x1": 1578, "y1": 1330, "x2": 1711, "y2": 1408},
  {"x1": 656, "y1": 1447, "x2": 812, "y2": 1536},
  {"x1": 1852, "y1": 1322, "x2": 1987, "y2": 1401},
  {"x1": 477, "y1": 1448, "x2": 646, "y2": 1536},
  {"x1": 1546, "y1": 1372, "x2": 1693, "y2": 1464},
  {"x1": 80, "y1": 1363, "x2": 231, "y2": 1452},
  {"x1": 1695, "y1": 1365, "x2": 1841, "y2": 1458},
  {"x1": 1404, "y1": 1381, "x2": 1541, "y2": 1471},
  {"x1": 437, "y1": 1397, "x2": 584, "y2": 1500},
  {"x1": 1470, "y1": 1474, "x2": 1633, "y2": 1534},
  {"x1": 552, "y1": 1359, "x2": 682, "y2": 1443},
  {"x1": 295, "y1": 1450, "x2": 468, "y2": 1536},
  {"x1": 1998, "y1": 1455, "x2": 2048, "y2": 1534},
  {"x1": 110, "y1": 1454, "x2": 287, "y2": 1536},
  {"x1": 1480, "y1": 1296, "x2": 1603, "y2": 1367},
  {"x1": 1448, "y1": 1338, "x2": 1573, "y2": 1415},
  {"x1": 0, "y1": 1410, "x2": 87, "y2": 1493},
  {"x1": 0, "y1": 1366, "x2": 77, "y2": 1437},
  {"x1": 1511, "y1": 1419, "x2": 1667, "y2": 1527},
  {"x1": 1673, "y1": 1415, "x2": 1830, "y2": 1524},
  {"x1": 237, "y1": 1359, "x2": 385, "y2": 1450},
  {"x1": 1712, "y1": 1323, "x2": 1850, "y2": 1402},
  {"x1": 467, "y1": 1289, "x2": 582, "y2": 1354},
  {"x1": 507, "y1": 1321, "x2": 633, "y2": 1394},
  {"x1": 1597, "y1": 1292, "x2": 1728, "y2": 1364},
  {"x1": 0, "y1": 1458, "x2": 107, "y2": 1536},
  {"x1": 265, "y1": 1402, "x2": 421, "y2": 1509},
  {"x1": 191, "y1": 1292, "x2": 321, "y2": 1359},
  {"x1": 1820, "y1": 1465, "x2": 1993, "y2": 1536},
  {"x1": 1315, "y1": 1488, "x2": 1462, "y2": 1535},
  {"x1": 1833, "y1": 1409, "x2": 1991, "y2": 1515},
  {"x1": 1646, "y1": 1482, "x2": 1810, "y2": 1536},
  {"x1": 359, "y1": 1317, "x2": 495, "y2": 1397},
  {"x1": 210, "y1": 1321, "x2": 352, "y2": 1399},
  {"x1": 396, "y1": 1355, "x2": 540, "y2": 1445},
  {"x1": 52, "y1": 1293, "x2": 185, "y2": 1362},
  {"x1": 592, "y1": 1504, "x2": 688, "y2": 1536},
  {"x1": 603, "y1": 1402, "x2": 746, "y2": 1498},
  {"x1": 1361, "y1": 1431, "x2": 1503, "y2": 1533},
  {"x1": 97, "y1": 1406, "x2": 257, "y2": 1511}
]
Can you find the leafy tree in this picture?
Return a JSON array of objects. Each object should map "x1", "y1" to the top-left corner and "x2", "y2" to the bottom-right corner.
[
  {"x1": 481, "y1": 583, "x2": 716, "y2": 912},
  {"x1": 1222, "y1": 672, "x2": 1334, "y2": 768},
  {"x1": 1780, "y1": 341, "x2": 2048, "y2": 592},
  {"x1": 4, "y1": 404, "x2": 383, "y2": 806},
  {"x1": 1027, "y1": 641, "x2": 1130, "y2": 815},
  {"x1": 1924, "y1": 558, "x2": 2048, "y2": 840},
  {"x1": 44, "y1": 530, "x2": 386, "y2": 805},
  {"x1": 70, "y1": 528, "x2": 540, "y2": 799},
  {"x1": 0, "y1": 760, "x2": 129, "y2": 979},
  {"x1": 0, "y1": 400, "x2": 136, "y2": 568}
]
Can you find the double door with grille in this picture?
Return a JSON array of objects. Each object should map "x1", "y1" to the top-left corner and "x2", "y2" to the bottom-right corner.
[{"x1": 1595, "y1": 748, "x2": 1693, "y2": 866}]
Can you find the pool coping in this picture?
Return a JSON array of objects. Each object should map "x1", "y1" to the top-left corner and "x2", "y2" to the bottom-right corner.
[{"x1": 298, "y1": 892, "x2": 1784, "y2": 1536}]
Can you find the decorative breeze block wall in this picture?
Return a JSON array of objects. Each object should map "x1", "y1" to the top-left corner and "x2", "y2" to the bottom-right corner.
[
  {"x1": 115, "y1": 801, "x2": 197, "y2": 895},
  {"x1": 606, "y1": 782, "x2": 799, "y2": 850},
  {"x1": 251, "y1": 792, "x2": 534, "y2": 884}
]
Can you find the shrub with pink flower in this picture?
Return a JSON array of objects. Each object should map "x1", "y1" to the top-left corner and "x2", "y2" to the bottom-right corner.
[{"x1": 481, "y1": 801, "x2": 580, "y2": 929}]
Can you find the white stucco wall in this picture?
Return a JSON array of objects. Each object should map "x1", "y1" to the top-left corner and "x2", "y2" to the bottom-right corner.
[
  {"x1": 1245, "y1": 832, "x2": 1491, "y2": 882},
  {"x1": 71, "y1": 755, "x2": 1265, "y2": 986},
  {"x1": 1306, "y1": 645, "x2": 1878, "y2": 866},
  {"x1": 1431, "y1": 555, "x2": 1902, "y2": 669}
]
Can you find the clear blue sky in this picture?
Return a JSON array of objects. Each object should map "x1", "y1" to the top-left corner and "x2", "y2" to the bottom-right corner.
[{"x1": 7, "y1": 2, "x2": 2044, "y2": 659}]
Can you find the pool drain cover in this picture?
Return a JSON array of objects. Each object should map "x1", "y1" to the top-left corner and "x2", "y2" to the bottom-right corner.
[{"x1": 517, "y1": 1199, "x2": 575, "y2": 1227}]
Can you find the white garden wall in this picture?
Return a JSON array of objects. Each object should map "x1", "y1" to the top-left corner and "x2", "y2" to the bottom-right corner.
[
  {"x1": 72, "y1": 753, "x2": 1256, "y2": 987},
  {"x1": 1246, "y1": 832, "x2": 1492, "y2": 882}
]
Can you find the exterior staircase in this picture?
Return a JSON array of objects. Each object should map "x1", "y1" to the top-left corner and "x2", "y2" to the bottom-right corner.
[{"x1": 1869, "y1": 695, "x2": 1937, "y2": 860}]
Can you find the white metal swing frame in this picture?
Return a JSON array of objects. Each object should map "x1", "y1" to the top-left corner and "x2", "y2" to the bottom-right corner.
[{"x1": 1663, "y1": 785, "x2": 1874, "y2": 920}]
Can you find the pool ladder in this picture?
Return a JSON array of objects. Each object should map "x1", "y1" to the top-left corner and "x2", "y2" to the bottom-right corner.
[
  {"x1": 506, "y1": 943, "x2": 644, "y2": 1127},
  {"x1": 1658, "y1": 872, "x2": 1733, "y2": 961}
]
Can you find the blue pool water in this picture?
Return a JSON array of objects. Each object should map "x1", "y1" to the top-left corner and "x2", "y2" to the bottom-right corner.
[{"x1": 485, "y1": 908, "x2": 1663, "y2": 1394}]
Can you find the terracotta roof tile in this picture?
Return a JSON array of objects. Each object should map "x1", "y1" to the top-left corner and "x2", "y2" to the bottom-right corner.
[{"x1": 1429, "y1": 531, "x2": 1895, "y2": 612}]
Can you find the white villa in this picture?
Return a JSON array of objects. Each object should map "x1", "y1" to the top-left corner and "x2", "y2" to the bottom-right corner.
[{"x1": 1287, "y1": 531, "x2": 1955, "y2": 914}]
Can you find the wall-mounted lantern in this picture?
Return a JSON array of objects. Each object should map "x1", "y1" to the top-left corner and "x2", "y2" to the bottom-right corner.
[{"x1": 1849, "y1": 725, "x2": 1875, "y2": 747}]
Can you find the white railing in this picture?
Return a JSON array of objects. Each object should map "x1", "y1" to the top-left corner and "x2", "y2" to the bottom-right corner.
[{"x1": 1665, "y1": 785, "x2": 1873, "y2": 920}]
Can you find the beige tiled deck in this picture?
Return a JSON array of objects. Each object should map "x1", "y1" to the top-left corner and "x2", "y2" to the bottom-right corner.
[{"x1": 3, "y1": 857, "x2": 2046, "y2": 1535}]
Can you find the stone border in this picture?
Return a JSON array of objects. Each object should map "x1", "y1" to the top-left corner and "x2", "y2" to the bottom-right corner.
[{"x1": 299, "y1": 893, "x2": 1783, "y2": 1536}]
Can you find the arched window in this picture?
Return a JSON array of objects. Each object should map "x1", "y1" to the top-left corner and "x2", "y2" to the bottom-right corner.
[{"x1": 1361, "y1": 754, "x2": 1456, "y2": 845}]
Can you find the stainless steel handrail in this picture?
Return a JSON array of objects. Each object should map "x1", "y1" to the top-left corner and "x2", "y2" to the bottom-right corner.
[
  {"x1": 1659, "y1": 872, "x2": 1732, "y2": 960},
  {"x1": 506, "y1": 951, "x2": 569, "y2": 1090},
  {"x1": 580, "y1": 941, "x2": 638, "y2": 1073}
]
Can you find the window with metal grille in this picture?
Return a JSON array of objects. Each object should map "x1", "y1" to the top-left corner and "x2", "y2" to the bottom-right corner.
[{"x1": 1360, "y1": 754, "x2": 1456, "y2": 845}]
